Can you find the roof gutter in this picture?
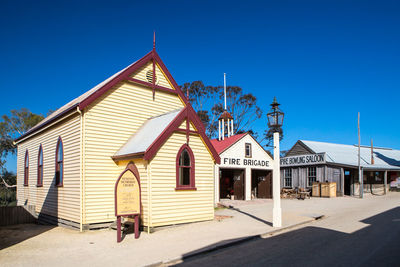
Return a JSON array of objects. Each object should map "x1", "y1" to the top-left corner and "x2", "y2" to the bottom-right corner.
[{"x1": 14, "y1": 103, "x2": 80, "y2": 144}]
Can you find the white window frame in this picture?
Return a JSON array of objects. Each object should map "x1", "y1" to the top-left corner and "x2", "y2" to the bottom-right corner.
[
  {"x1": 308, "y1": 167, "x2": 317, "y2": 187},
  {"x1": 284, "y1": 168, "x2": 292, "y2": 187}
]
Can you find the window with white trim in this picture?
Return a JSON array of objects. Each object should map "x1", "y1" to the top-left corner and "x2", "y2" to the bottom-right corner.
[
  {"x1": 284, "y1": 169, "x2": 292, "y2": 187},
  {"x1": 308, "y1": 167, "x2": 317, "y2": 187},
  {"x1": 245, "y1": 143, "x2": 252, "y2": 158}
]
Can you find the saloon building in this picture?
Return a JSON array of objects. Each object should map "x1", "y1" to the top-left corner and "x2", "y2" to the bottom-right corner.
[
  {"x1": 15, "y1": 45, "x2": 220, "y2": 231},
  {"x1": 280, "y1": 140, "x2": 400, "y2": 196}
]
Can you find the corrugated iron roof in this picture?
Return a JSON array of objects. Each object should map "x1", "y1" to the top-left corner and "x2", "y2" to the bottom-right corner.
[
  {"x1": 114, "y1": 108, "x2": 183, "y2": 158},
  {"x1": 300, "y1": 140, "x2": 400, "y2": 170}
]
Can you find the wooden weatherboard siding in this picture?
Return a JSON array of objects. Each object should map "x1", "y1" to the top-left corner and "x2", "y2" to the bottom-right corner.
[
  {"x1": 285, "y1": 141, "x2": 314, "y2": 157},
  {"x1": 150, "y1": 132, "x2": 214, "y2": 227},
  {"x1": 16, "y1": 114, "x2": 81, "y2": 223},
  {"x1": 130, "y1": 60, "x2": 174, "y2": 90},
  {"x1": 83, "y1": 81, "x2": 184, "y2": 225}
]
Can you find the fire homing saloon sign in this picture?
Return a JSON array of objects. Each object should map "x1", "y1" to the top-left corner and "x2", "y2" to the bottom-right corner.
[
  {"x1": 222, "y1": 158, "x2": 270, "y2": 167},
  {"x1": 280, "y1": 153, "x2": 326, "y2": 167},
  {"x1": 115, "y1": 162, "x2": 141, "y2": 242}
]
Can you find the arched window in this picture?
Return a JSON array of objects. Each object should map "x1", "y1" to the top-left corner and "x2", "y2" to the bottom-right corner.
[
  {"x1": 176, "y1": 144, "x2": 195, "y2": 190},
  {"x1": 37, "y1": 145, "x2": 43, "y2": 186},
  {"x1": 55, "y1": 137, "x2": 63, "y2": 186},
  {"x1": 24, "y1": 150, "x2": 29, "y2": 186}
]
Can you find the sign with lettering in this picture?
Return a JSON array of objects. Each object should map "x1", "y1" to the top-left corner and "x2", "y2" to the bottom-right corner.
[
  {"x1": 222, "y1": 157, "x2": 270, "y2": 167},
  {"x1": 115, "y1": 166, "x2": 141, "y2": 216},
  {"x1": 280, "y1": 153, "x2": 326, "y2": 167}
]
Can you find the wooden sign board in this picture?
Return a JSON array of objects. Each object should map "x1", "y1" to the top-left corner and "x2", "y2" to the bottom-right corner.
[
  {"x1": 115, "y1": 169, "x2": 140, "y2": 216},
  {"x1": 115, "y1": 163, "x2": 142, "y2": 242}
]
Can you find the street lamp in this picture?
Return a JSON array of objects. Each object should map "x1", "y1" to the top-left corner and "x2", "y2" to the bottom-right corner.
[{"x1": 267, "y1": 97, "x2": 284, "y2": 227}]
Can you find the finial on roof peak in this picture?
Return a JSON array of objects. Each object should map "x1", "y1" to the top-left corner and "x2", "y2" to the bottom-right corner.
[{"x1": 153, "y1": 31, "x2": 156, "y2": 50}]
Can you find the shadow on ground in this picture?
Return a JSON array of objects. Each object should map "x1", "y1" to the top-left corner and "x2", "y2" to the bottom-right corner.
[
  {"x1": 0, "y1": 224, "x2": 55, "y2": 250},
  {"x1": 175, "y1": 207, "x2": 400, "y2": 266},
  {"x1": 227, "y1": 206, "x2": 272, "y2": 226},
  {"x1": 0, "y1": 175, "x2": 60, "y2": 250}
]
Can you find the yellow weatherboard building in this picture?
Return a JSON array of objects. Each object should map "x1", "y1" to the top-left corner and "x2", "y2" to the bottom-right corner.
[{"x1": 15, "y1": 44, "x2": 220, "y2": 231}]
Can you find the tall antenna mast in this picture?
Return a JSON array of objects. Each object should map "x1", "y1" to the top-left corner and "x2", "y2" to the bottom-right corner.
[{"x1": 224, "y1": 73, "x2": 227, "y2": 110}]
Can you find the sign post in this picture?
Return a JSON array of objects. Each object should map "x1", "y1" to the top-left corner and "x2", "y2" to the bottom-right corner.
[{"x1": 115, "y1": 162, "x2": 141, "y2": 243}]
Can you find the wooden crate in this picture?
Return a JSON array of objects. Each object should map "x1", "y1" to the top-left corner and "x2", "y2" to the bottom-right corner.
[
  {"x1": 312, "y1": 182, "x2": 321, "y2": 197},
  {"x1": 320, "y1": 182, "x2": 336, "y2": 197}
]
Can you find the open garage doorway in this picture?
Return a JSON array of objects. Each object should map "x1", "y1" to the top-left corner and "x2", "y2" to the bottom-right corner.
[
  {"x1": 251, "y1": 170, "x2": 272, "y2": 199},
  {"x1": 219, "y1": 169, "x2": 245, "y2": 200}
]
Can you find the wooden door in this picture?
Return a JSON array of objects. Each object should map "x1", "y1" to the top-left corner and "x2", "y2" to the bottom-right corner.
[
  {"x1": 233, "y1": 170, "x2": 244, "y2": 200},
  {"x1": 258, "y1": 171, "x2": 272, "y2": 198}
]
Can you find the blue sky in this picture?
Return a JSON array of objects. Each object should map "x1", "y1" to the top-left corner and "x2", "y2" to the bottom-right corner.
[{"x1": 1, "y1": 0, "x2": 399, "y2": 172}]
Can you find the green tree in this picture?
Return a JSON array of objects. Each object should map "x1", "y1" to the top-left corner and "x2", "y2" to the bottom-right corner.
[
  {"x1": 0, "y1": 108, "x2": 44, "y2": 171},
  {"x1": 0, "y1": 170, "x2": 17, "y2": 206},
  {"x1": 262, "y1": 127, "x2": 284, "y2": 148},
  {"x1": 181, "y1": 81, "x2": 262, "y2": 139}
]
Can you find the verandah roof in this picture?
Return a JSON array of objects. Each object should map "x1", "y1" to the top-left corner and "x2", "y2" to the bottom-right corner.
[{"x1": 113, "y1": 109, "x2": 183, "y2": 159}]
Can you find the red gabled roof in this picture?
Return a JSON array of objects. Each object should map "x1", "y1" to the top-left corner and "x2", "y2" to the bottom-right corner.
[
  {"x1": 15, "y1": 47, "x2": 220, "y2": 164},
  {"x1": 15, "y1": 48, "x2": 187, "y2": 143},
  {"x1": 143, "y1": 105, "x2": 220, "y2": 164},
  {"x1": 210, "y1": 133, "x2": 248, "y2": 155}
]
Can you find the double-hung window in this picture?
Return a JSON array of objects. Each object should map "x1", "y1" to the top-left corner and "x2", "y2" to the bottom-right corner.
[
  {"x1": 308, "y1": 167, "x2": 317, "y2": 187},
  {"x1": 245, "y1": 143, "x2": 252, "y2": 158},
  {"x1": 284, "y1": 169, "x2": 292, "y2": 187}
]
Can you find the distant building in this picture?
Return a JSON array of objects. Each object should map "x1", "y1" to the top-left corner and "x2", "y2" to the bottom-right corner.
[{"x1": 280, "y1": 140, "x2": 400, "y2": 196}]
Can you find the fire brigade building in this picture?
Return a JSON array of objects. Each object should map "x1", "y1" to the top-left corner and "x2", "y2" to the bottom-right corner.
[
  {"x1": 15, "y1": 47, "x2": 220, "y2": 230},
  {"x1": 280, "y1": 140, "x2": 400, "y2": 196},
  {"x1": 210, "y1": 110, "x2": 274, "y2": 203}
]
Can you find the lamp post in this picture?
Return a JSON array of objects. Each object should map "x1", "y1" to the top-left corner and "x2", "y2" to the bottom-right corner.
[{"x1": 267, "y1": 97, "x2": 284, "y2": 227}]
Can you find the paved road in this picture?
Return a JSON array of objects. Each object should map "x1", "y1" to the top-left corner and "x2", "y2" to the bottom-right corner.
[{"x1": 176, "y1": 205, "x2": 400, "y2": 267}]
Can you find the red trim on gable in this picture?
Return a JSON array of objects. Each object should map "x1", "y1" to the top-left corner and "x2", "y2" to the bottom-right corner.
[
  {"x1": 152, "y1": 51, "x2": 188, "y2": 103},
  {"x1": 15, "y1": 103, "x2": 78, "y2": 142},
  {"x1": 79, "y1": 51, "x2": 153, "y2": 110},
  {"x1": 16, "y1": 49, "x2": 191, "y2": 142},
  {"x1": 79, "y1": 50, "x2": 189, "y2": 111},
  {"x1": 143, "y1": 108, "x2": 187, "y2": 161},
  {"x1": 127, "y1": 77, "x2": 177, "y2": 95},
  {"x1": 143, "y1": 106, "x2": 220, "y2": 164}
]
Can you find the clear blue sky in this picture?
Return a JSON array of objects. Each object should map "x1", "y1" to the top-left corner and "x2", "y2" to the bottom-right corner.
[{"x1": 1, "y1": 0, "x2": 399, "y2": 172}]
